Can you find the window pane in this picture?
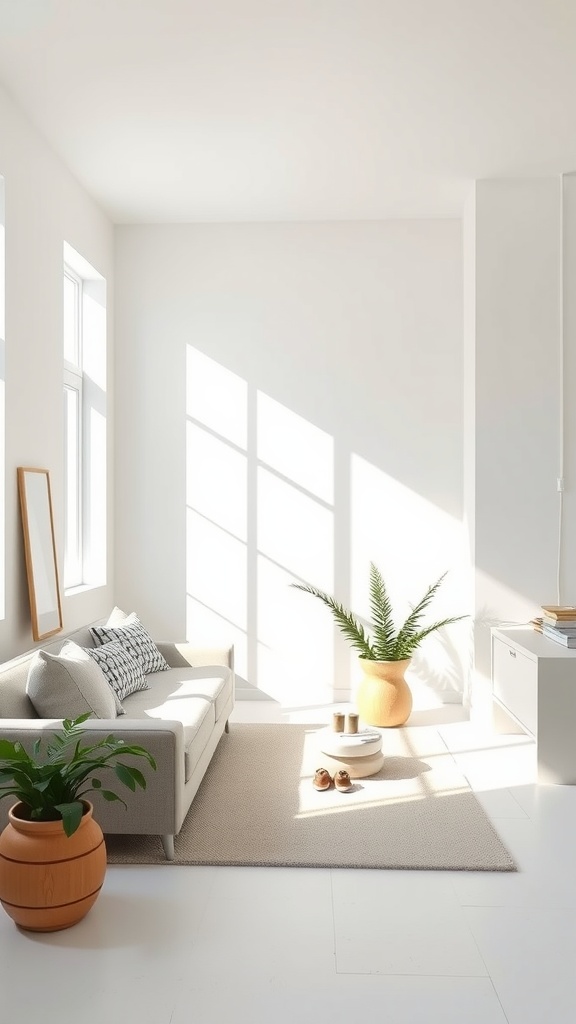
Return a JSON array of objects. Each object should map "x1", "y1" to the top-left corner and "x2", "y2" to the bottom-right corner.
[
  {"x1": 63, "y1": 242, "x2": 107, "y2": 592},
  {"x1": 64, "y1": 273, "x2": 78, "y2": 365},
  {"x1": 64, "y1": 384, "x2": 81, "y2": 587}
]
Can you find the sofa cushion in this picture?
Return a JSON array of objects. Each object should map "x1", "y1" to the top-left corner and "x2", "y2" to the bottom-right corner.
[
  {"x1": 122, "y1": 683, "x2": 216, "y2": 782},
  {"x1": 90, "y1": 615, "x2": 170, "y2": 675},
  {"x1": 26, "y1": 640, "x2": 123, "y2": 719},
  {"x1": 86, "y1": 641, "x2": 149, "y2": 703},
  {"x1": 183, "y1": 705, "x2": 216, "y2": 782},
  {"x1": 120, "y1": 664, "x2": 233, "y2": 781},
  {"x1": 146, "y1": 665, "x2": 232, "y2": 722}
]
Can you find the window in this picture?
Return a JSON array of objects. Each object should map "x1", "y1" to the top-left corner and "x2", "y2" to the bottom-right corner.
[
  {"x1": 63, "y1": 268, "x2": 83, "y2": 587},
  {"x1": 63, "y1": 243, "x2": 107, "y2": 592}
]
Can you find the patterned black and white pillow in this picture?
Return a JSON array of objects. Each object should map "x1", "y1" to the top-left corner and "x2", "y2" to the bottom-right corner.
[
  {"x1": 90, "y1": 615, "x2": 170, "y2": 675},
  {"x1": 86, "y1": 641, "x2": 149, "y2": 703}
]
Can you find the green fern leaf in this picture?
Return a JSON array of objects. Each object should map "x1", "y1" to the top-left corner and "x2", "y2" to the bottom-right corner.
[
  {"x1": 291, "y1": 566, "x2": 468, "y2": 664},
  {"x1": 291, "y1": 583, "x2": 373, "y2": 658},
  {"x1": 368, "y1": 562, "x2": 396, "y2": 659}
]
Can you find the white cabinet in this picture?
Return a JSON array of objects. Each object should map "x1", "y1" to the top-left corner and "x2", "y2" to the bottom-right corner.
[{"x1": 491, "y1": 627, "x2": 576, "y2": 784}]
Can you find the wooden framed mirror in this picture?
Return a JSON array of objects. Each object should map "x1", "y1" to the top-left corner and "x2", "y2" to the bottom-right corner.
[{"x1": 17, "y1": 467, "x2": 63, "y2": 641}]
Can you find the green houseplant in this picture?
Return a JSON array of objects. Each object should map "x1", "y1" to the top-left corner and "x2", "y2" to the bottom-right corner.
[
  {"x1": 292, "y1": 563, "x2": 468, "y2": 726},
  {"x1": 0, "y1": 712, "x2": 156, "y2": 836},
  {"x1": 0, "y1": 713, "x2": 157, "y2": 931}
]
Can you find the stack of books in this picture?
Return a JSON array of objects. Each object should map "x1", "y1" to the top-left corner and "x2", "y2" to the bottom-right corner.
[{"x1": 540, "y1": 606, "x2": 576, "y2": 647}]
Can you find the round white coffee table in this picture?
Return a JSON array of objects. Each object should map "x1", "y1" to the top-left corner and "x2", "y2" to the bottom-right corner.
[{"x1": 316, "y1": 726, "x2": 384, "y2": 778}]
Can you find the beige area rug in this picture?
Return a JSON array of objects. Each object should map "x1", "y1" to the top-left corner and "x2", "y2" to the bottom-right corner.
[{"x1": 105, "y1": 723, "x2": 517, "y2": 871}]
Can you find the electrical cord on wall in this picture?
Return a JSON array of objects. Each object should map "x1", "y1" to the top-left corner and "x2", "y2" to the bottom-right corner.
[
  {"x1": 556, "y1": 172, "x2": 565, "y2": 605},
  {"x1": 556, "y1": 481, "x2": 564, "y2": 605}
]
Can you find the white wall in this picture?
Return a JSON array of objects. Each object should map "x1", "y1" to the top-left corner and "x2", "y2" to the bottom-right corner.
[
  {"x1": 0, "y1": 83, "x2": 115, "y2": 661},
  {"x1": 562, "y1": 174, "x2": 576, "y2": 610},
  {"x1": 115, "y1": 221, "x2": 467, "y2": 704},
  {"x1": 464, "y1": 177, "x2": 576, "y2": 720}
]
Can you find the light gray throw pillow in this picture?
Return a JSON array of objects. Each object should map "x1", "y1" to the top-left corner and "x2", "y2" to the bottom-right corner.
[{"x1": 26, "y1": 640, "x2": 123, "y2": 719}]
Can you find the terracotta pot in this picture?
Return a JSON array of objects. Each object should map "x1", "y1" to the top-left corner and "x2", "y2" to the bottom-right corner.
[
  {"x1": 356, "y1": 658, "x2": 413, "y2": 727},
  {"x1": 0, "y1": 800, "x2": 107, "y2": 932}
]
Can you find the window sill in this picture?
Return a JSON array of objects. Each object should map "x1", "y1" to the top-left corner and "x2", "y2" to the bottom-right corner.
[{"x1": 64, "y1": 583, "x2": 104, "y2": 598}]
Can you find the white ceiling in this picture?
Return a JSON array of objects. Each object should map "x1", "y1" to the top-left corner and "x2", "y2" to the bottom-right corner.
[{"x1": 0, "y1": 0, "x2": 575, "y2": 223}]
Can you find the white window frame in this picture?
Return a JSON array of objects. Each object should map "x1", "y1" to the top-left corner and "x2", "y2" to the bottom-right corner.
[
  {"x1": 64, "y1": 373, "x2": 83, "y2": 588},
  {"x1": 63, "y1": 266, "x2": 84, "y2": 590},
  {"x1": 63, "y1": 243, "x2": 107, "y2": 593}
]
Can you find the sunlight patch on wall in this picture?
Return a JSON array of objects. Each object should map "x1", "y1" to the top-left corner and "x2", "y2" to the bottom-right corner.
[
  {"x1": 351, "y1": 453, "x2": 467, "y2": 606},
  {"x1": 186, "y1": 595, "x2": 248, "y2": 682},
  {"x1": 350, "y1": 453, "x2": 470, "y2": 699},
  {"x1": 186, "y1": 346, "x2": 247, "y2": 448},
  {"x1": 257, "y1": 392, "x2": 333, "y2": 503},
  {"x1": 186, "y1": 510, "x2": 247, "y2": 632},
  {"x1": 185, "y1": 347, "x2": 249, "y2": 673},
  {"x1": 186, "y1": 422, "x2": 247, "y2": 541},
  {"x1": 184, "y1": 343, "x2": 471, "y2": 701},
  {"x1": 257, "y1": 467, "x2": 333, "y2": 592},
  {"x1": 184, "y1": 346, "x2": 358, "y2": 699},
  {"x1": 257, "y1": 555, "x2": 334, "y2": 703},
  {"x1": 254, "y1": 393, "x2": 336, "y2": 699}
]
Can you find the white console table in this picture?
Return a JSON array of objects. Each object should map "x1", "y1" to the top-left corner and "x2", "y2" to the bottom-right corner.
[{"x1": 491, "y1": 626, "x2": 576, "y2": 784}]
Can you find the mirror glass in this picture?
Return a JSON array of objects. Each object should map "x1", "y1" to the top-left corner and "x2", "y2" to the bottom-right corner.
[{"x1": 17, "y1": 467, "x2": 63, "y2": 640}]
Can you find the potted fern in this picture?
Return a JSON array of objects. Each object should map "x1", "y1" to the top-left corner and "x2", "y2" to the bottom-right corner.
[
  {"x1": 0, "y1": 713, "x2": 156, "y2": 931},
  {"x1": 292, "y1": 563, "x2": 468, "y2": 726}
]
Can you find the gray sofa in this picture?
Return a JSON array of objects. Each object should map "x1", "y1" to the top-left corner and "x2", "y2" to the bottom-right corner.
[{"x1": 0, "y1": 620, "x2": 234, "y2": 860}]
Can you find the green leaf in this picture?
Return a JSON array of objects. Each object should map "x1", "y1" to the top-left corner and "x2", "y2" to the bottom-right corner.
[
  {"x1": 291, "y1": 582, "x2": 373, "y2": 658},
  {"x1": 394, "y1": 574, "x2": 449, "y2": 647},
  {"x1": 54, "y1": 801, "x2": 84, "y2": 837},
  {"x1": 114, "y1": 763, "x2": 137, "y2": 791},
  {"x1": 45, "y1": 734, "x2": 66, "y2": 756},
  {"x1": 394, "y1": 615, "x2": 469, "y2": 659},
  {"x1": 0, "y1": 740, "x2": 29, "y2": 761},
  {"x1": 32, "y1": 778, "x2": 53, "y2": 793},
  {"x1": 0, "y1": 714, "x2": 155, "y2": 822},
  {"x1": 121, "y1": 746, "x2": 157, "y2": 770},
  {"x1": 0, "y1": 771, "x2": 20, "y2": 784},
  {"x1": 73, "y1": 713, "x2": 93, "y2": 726},
  {"x1": 119, "y1": 764, "x2": 147, "y2": 790},
  {"x1": 368, "y1": 562, "x2": 396, "y2": 659},
  {"x1": 0, "y1": 787, "x2": 27, "y2": 804},
  {"x1": 101, "y1": 790, "x2": 127, "y2": 809},
  {"x1": 292, "y1": 566, "x2": 469, "y2": 663}
]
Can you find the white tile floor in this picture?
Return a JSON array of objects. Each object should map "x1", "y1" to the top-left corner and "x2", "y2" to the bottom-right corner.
[{"x1": 1, "y1": 689, "x2": 576, "y2": 1024}]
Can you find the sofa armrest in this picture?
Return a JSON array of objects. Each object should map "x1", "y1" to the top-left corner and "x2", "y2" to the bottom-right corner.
[
  {"x1": 0, "y1": 717, "x2": 184, "y2": 782},
  {"x1": 0, "y1": 718, "x2": 186, "y2": 836},
  {"x1": 156, "y1": 641, "x2": 234, "y2": 671},
  {"x1": 0, "y1": 717, "x2": 184, "y2": 743}
]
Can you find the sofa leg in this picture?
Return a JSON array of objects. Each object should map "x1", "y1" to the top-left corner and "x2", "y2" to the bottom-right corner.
[
  {"x1": 161, "y1": 834, "x2": 175, "y2": 861},
  {"x1": 225, "y1": 719, "x2": 230, "y2": 733}
]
